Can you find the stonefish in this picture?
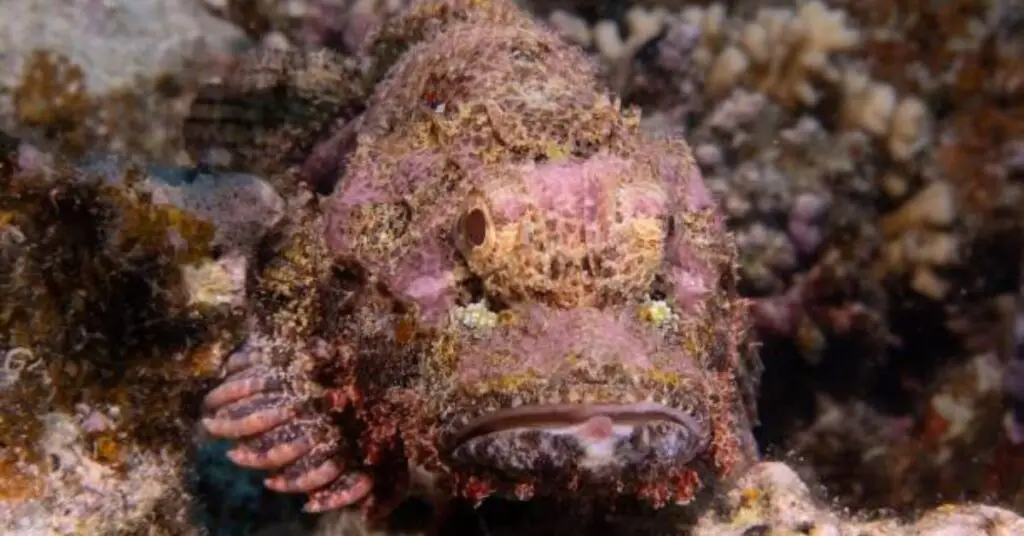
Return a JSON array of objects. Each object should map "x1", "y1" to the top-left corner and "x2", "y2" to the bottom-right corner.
[{"x1": 185, "y1": 0, "x2": 762, "y2": 527}]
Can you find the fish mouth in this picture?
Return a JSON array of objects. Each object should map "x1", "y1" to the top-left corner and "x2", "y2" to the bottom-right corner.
[{"x1": 445, "y1": 402, "x2": 710, "y2": 477}]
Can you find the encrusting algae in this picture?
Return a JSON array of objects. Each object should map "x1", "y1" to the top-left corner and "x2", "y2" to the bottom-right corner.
[
  {"x1": 12, "y1": 50, "x2": 90, "y2": 137},
  {"x1": 0, "y1": 130, "x2": 249, "y2": 534}
]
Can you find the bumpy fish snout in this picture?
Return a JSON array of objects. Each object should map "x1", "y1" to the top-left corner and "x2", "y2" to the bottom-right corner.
[{"x1": 431, "y1": 304, "x2": 715, "y2": 492}]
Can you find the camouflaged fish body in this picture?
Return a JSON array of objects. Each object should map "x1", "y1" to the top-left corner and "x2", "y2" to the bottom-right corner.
[{"x1": 190, "y1": 0, "x2": 761, "y2": 522}]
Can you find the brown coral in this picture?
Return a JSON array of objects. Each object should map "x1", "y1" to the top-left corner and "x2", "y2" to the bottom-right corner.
[{"x1": 12, "y1": 50, "x2": 91, "y2": 151}]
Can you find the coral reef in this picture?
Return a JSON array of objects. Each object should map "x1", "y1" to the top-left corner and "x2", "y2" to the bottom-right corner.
[
  {"x1": 198, "y1": 0, "x2": 411, "y2": 54},
  {"x1": 307, "y1": 461, "x2": 1024, "y2": 535},
  {"x1": 693, "y1": 461, "x2": 1024, "y2": 535},
  {"x1": 0, "y1": 133, "x2": 267, "y2": 534},
  {"x1": 787, "y1": 351, "x2": 1024, "y2": 513},
  {"x1": 0, "y1": 0, "x2": 1022, "y2": 534},
  {"x1": 536, "y1": 0, "x2": 1024, "y2": 520},
  {"x1": 546, "y1": 2, "x2": 933, "y2": 163}
]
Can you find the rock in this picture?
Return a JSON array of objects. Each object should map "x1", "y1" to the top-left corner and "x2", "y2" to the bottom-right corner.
[
  {"x1": 0, "y1": 0, "x2": 246, "y2": 160},
  {"x1": 0, "y1": 134, "x2": 273, "y2": 534},
  {"x1": 694, "y1": 462, "x2": 1024, "y2": 535},
  {"x1": 0, "y1": 0, "x2": 242, "y2": 97}
]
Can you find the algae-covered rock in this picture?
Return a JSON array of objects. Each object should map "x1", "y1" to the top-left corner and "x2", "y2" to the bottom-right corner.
[
  {"x1": 693, "y1": 461, "x2": 1024, "y2": 536},
  {"x1": 0, "y1": 0, "x2": 246, "y2": 161},
  {"x1": 302, "y1": 460, "x2": 1024, "y2": 535},
  {"x1": 0, "y1": 131, "x2": 256, "y2": 534}
]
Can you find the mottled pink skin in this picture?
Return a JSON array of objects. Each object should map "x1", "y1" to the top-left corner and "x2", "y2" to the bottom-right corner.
[
  {"x1": 652, "y1": 146, "x2": 724, "y2": 314},
  {"x1": 448, "y1": 304, "x2": 706, "y2": 386},
  {"x1": 327, "y1": 153, "x2": 716, "y2": 324},
  {"x1": 528, "y1": 152, "x2": 720, "y2": 319},
  {"x1": 326, "y1": 143, "x2": 748, "y2": 493},
  {"x1": 652, "y1": 145, "x2": 718, "y2": 215},
  {"x1": 665, "y1": 239, "x2": 717, "y2": 314},
  {"x1": 196, "y1": 0, "x2": 757, "y2": 520},
  {"x1": 475, "y1": 156, "x2": 670, "y2": 310},
  {"x1": 327, "y1": 150, "x2": 459, "y2": 323},
  {"x1": 301, "y1": 116, "x2": 363, "y2": 193},
  {"x1": 323, "y1": 154, "x2": 391, "y2": 209},
  {"x1": 507, "y1": 158, "x2": 665, "y2": 245},
  {"x1": 389, "y1": 244, "x2": 456, "y2": 321}
]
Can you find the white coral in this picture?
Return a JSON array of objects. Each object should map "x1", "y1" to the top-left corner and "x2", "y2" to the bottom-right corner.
[
  {"x1": 839, "y1": 71, "x2": 932, "y2": 162},
  {"x1": 697, "y1": 1, "x2": 861, "y2": 106},
  {"x1": 685, "y1": 1, "x2": 931, "y2": 162}
]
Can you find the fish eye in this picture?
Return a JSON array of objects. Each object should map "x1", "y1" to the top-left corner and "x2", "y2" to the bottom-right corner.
[
  {"x1": 462, "y1": 208, "x2": 488, "y2": 248},
  {"x1": 456, "y1": 193, "x2": 493, "y2": 255}
]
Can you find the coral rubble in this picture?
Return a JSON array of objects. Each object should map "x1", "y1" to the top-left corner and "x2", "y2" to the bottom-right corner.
[{"x1": 0, "y1": 133, "x2": 258, "y2": 534}]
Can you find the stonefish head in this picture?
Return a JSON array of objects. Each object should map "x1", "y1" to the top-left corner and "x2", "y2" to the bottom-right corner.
[
  {"x1": 319, "y1": 139, "x2": 759, "y2": 509},
  {"x1": 200, "y1": 0, "x2": 759, "y2": 522}
]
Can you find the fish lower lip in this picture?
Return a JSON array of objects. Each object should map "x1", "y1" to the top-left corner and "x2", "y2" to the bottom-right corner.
[{"x1": 446, "y1": 402, "x2": 706, "y2": 450}]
